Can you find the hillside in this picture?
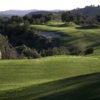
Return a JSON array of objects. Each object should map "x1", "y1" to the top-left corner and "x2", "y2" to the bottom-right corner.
[
  {"x1": 31, "y1": 22, "x2": 100, "y2": 55},
  {"x1": 26, "y1": 5, "x2": 100, "y2": 17},
  {"x1": 25, "y1": 10, "x2": 64, "y2": 18},
  {"x1": 0, "y1": 56, "x2": 100, "y2": 100},
  {"x1": 0, "y1": 5, "x2": 100, "y2": 17},
  {"x1": 0, "y1": 3, "x2": 100, "y2": 100},
  {"x1": 0, "y1": 6, "x2": 100, "y2": 59},
  {"x1": 0, "y1": 10, "x2": 63, "y2": 17},
  {"x1": 72, "y1": 5, "x2": 100, "y2": 16},
  {"x1": 0, "y1": 10, "x2": 36, "y2": 16}
]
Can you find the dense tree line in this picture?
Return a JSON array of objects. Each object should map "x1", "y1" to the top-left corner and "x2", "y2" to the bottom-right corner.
[{"x1": 61, "y1": 11, "x2": 100, "y2": 24}]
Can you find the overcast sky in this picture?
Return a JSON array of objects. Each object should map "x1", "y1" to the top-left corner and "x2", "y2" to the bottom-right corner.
[{"x1": 0, "y1": 0, "x2": 100, "y2": 11}]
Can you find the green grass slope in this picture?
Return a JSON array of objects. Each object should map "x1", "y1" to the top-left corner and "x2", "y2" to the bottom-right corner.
[
  {"x1": 0, "y1": 56, "x2": 100, "y2": 100},
  {"x1": 31, "y1": 22, "x2": 100, "y2": 55}
]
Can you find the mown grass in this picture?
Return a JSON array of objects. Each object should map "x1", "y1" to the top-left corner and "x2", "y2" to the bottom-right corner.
[
  {"x1": 31, "y1": 22, "x2": 100, "y2": 55},
  {"x1": 31, "y1": 22, "x2": 100, "y2": 37},
  {"x1": 0, "y1": 56, "x2": 100, "y2": 100},
  {"x1": 0, "y1": 22, "x2": 100, "y2": 99}
]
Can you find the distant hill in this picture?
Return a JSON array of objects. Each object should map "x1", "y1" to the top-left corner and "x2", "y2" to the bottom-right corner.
[
  {"x1": 0, "y1": 5, "x2": 100, "y2": 17},
  {"x1": 0, "y1": 10, "x2": 37, "y2": 16},
  {"x1": 72, "y1": 5, "x2": 100, "y2": 16},
  {"x1": 26, "y1": 10, "x2": 64, "y2": 17},
  {"x1": 26, "y1": 6, "x2": 100, "y2": 17},
  {"x1": 0, "y1": 10, "x2": 64, "y2": 17}
]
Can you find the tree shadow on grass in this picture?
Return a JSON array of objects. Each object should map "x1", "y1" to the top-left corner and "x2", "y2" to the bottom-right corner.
[{"x1": 0, "y1": 73, "x2": 100, "y2": 100}]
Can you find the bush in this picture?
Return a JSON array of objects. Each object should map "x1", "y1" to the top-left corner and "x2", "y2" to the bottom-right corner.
[
  {"x1": 16, "y1": 45, "x2": 41, "y2": 59},
  {"x1": 40, "y1": 46, "x2": 69, "y2": 57},
  {"x1": 84, "y1": 47, "x2": 94, "y2": 55},
  {"x1": 23, "y1": 49, "x2": 41, "y2": 59},
  {"x1": 58, "y1": 46, "x2": 69, "y2": 55},
  {"x1": 69, "y1": 43, "x2": 94, "y2": 55}
]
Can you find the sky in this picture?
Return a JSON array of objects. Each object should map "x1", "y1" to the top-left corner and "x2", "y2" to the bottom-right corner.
[{"x1": 0, "y1": 0, "x2": 100, "y2": 11}]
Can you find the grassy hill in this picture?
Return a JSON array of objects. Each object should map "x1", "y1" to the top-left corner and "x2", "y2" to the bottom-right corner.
[
  {"x1": 0, "y1": 56, "x2": 100, "y2": 100},
  {"x1": 31, "y1": 21, "x2": 100, "y2": 55},
  {"x1": 0, "y1": 21, "x2": 100, "y2": 99}
]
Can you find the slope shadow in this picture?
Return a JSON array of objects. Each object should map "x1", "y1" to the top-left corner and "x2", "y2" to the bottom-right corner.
[
  {"x1": 76, "y1": 25, "x2": 100, "y2": 30},
  {"x1": 0, "y1": 73, "x2": 100, "y2": 100},
  {"x1": 47, "y1": 24, "x2": 67, "y2": 27},
  {"x1": 39, "y1": 73, "x2": 100, "y2": 100}
]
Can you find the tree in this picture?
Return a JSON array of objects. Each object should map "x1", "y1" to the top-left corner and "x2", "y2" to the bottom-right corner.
[
  {"x1": 96, "y1": 15, "x2": 100, "y2": 23},
  {"x1": 0, "y1": 34, "x2": 8, "y2": 50},
  {"x1": 0, "y1": 34, "x2": 19, "y2": 59},
  {"x1": 10, "y1": 16, "x2": 24, "y2": 23},
  {"x1": 61, "y1": 12, "x2": 75, "y2": 23}
]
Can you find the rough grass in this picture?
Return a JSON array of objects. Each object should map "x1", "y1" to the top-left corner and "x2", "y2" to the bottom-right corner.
[{"x1": 0, "y1": 56, "x2": 100, "y2": 100}]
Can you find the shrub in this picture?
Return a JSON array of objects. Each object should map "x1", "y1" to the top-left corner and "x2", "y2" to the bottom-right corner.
[
  {"x1": 84, "y1": 47, "x2": 94, "y2": 55},
  {"x1": 58, "y1": 46, "x2": 69, "y2": 55},
  {"x1": 69, "y1": 43, "x2": 94, "y2": 55},
  {"x1": 16, "y1": 45, "x2": 41, "y2": 59},
  {"x1": 24, "y1": 49, "x2": 41, "y2": 59},
  {"x1": 40, "y1": 49, "x2": 46, "y2": 57},
  {"x1": 40, "y1": 46, "x2": 69, "y2": 57}
]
